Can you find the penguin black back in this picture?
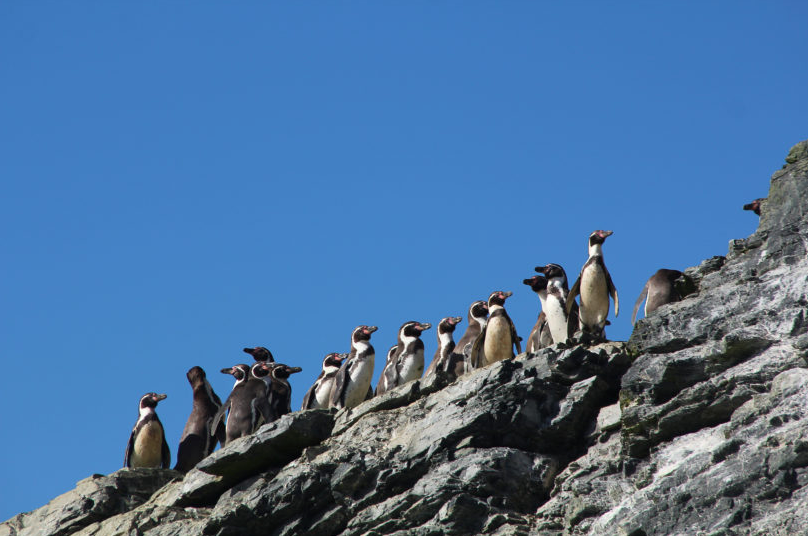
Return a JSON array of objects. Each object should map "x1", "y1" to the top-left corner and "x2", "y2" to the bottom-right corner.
[{"x1": 175, "y1": 366, "x2": 225, "y2": 472}]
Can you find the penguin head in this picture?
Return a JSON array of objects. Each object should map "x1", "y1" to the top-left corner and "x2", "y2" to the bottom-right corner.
[
  {"x1": 139, "y1": 392, "x2": 167, "y2": 411},
  {"x1": 588, "y1": 230, "x2": 613, "y2": 246},
  {"x1": 469, "y1": 300, "x2": 489, "y2": 324},
  {"x1": 386, "y1": 345, "x2": 398, "y2": 360},
  {"x1": 487, "y1": 290, "x2": 513, "y2": 308},
  {"x1": 535, "y1": 263, "x2": 567, "y2": 283},
  {"x1": 251, "y1": 361, "x2": 274, "y2": 379},
  {"x1": 322, "y1": 352, "x2": 347, "y2": 370},
  {"x1": 438, "y1": 316, "x2": 462, "y2": 334},
  {"x1": 186, "y1": 366, "x2": 207, "y2": 386},
  {"x1": 221, "y1": 364, "x2": 251, "y2": 383},
  {"x1": 270, "y1": 364, "x2": 303, "y2": 380},
  {"x1": 243, "y1": 346, "x2": 274, "y2": 362},
  {"x1": 522, "y1": 275, "x2": 548, "y2": 294},
  {"x1": 352, "y1": 325, "x2": 378, "y2": 344},
  {"x1": 399, "y1": 321, "x2": 431, "y2": 340},
  {"x1": 743, "y1": 198, "x2": 765, "y2": 215}
]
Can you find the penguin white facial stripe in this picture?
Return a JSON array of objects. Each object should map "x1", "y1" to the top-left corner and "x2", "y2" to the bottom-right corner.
[
  {"x1": 588, "y1": 243, "x2": 603, "y2": 258},
  {"x1": 439, "y1": 331, "x2": 453, "y2": 349},
  {"x1": 353, "y1": 340, "x2": 370, "y2": 353},
  {"x1": 138, "y1": 406, "x2": 156, "y2": 419}
]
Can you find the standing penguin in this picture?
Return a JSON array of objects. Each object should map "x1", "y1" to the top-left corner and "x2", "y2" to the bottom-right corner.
[
  {"x1": 329, "y1": 325, "x2": 378, "y2": 410},
  {"x1": 124, "y1": 392, "x2": 170, "y2": 469},
  {"x1": 174, "y1": 367, "x2": 225, "y2": 472},
  {"x1": 375, "y1": 345, "x2": 399, "y2": 396},
  {"x1": 567, "y1": 230, "x2": 619, "y2": 335},
  {"x1": 522, "y1": 276, "x2": 553, "y2": 352},
  {"x1": 376, "y1": 321, "x2": 432, "y2": 395},
  {"x1": 470, "y1": 291, "x2": 521, "y2": 367},
  {"x1": 212, "y1": 362, "x2": 274, "y2": 445},
  {"x1": 534, "y1": 263, "x2": 579, "y2": 344},
  {"x1": 301, "y1": 353, "x2": 348, "y2": 410},
  {"x1": 243, "y1": 346, "x2": 274, "y2": 363},
  {"x1": 631, "y1": 269, "x2": 684, "y2": 324},
  {"x1": 424, "y1": 316, "x2": 462, "y2": 377},
  {"x1": 446, "y1": 300, "x2": 489, "y2": 376},
  {"x1": 265, "y1": 363, "x2": 303, "y2": 419}
]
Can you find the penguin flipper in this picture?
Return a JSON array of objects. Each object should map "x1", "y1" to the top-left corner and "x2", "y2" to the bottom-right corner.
[
  {"x1": 329, "y1": 365, "x2": 349, "y2": 408},
  {"x1": 469, "y1": 329, "x2": 485, "y2": 369},
  {"x1": 605, "y1": 267, "x2": 619, "y2": 316},
  {"x1": 160, "y1": 426, "x2": 171, "y2": 469},
  {"x1": 631, "y1": 281, "x2": 649, "y2": 325},
  {"x1": 300, "y1": 383, "x2": 317, "y2": 411},
  {"x1": 567, "y1": 276, "x2": 582, "y2": 315},
  {"x1": 511, "y1": 321, "x2": 522, "y2": 355},
  {"x1": 124, "y1": 428, "x2": 136, "y2": 468},
  {"x1": 210, "y1": 398, "x2": 230, "y2": 438}
]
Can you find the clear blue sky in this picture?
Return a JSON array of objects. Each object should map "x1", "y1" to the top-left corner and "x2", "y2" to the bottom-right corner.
[{"x1": 2, "y1": 2, "x2": 806, "y2": 521}]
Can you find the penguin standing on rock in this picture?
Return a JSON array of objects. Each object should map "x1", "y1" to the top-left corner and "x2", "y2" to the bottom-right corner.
[
  {"x1": 522, "y1": 276, "x2": 553, "y2": 352},
  {"x1": 375, "y1": 345, "x2": 399, "y2": 396},
  {"x1": 447, "y1": 300, "x2": 489, "y2": 376},
  {"x1": 301, "y1": 353, "x2": 348, "y2": 410},
  {"x1": 124, "y1": 392, "x2": 170, "y2": 469},
  {"x1": 175, "y1": 367, "x2": 225, "y2": 472},
  {"x1": 567, "y1": 230, "x2": 619, "y2": 336},
  {"x1": 212, "y1": 362, "x2": 274, "y2": 445},
  {"x1": 329, "y1": 325, "x2": 378, "y2": 410},
  {"x1": 470, "y1": 291, "x2": 521, "y2": 367},
  {"x1": 266, "y1": 363, "x2": 303, "y2": 419},
  {"x1": 534, "y1": 263, "x2": 579, "y2": 344},
  {"x1": 376, "y1": 321, "x2": 431, "y2": 395},
  {"x1": 424, "y1": 316, "x2": 462, "y2": 377},
  {"x1": 631, "y1": 269, "x2": 684, "y2": 324}
]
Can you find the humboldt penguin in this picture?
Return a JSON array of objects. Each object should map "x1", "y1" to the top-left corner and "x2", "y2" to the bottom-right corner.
[
  {"x1": 174, "y1": 366, "x2": 225, "y2": 472},
  {"x1": 522, "y1": 276, "x2": 552, "y2": 352},
  {"x1": 374, "y1": 345, "x2": 399, "y2": 396},
  {"x1": 446, "y1": 300, "x2": 489, "y2": 376},
  {"x1": 534, "y1": 263, "x2": 579, "y2": 344},
  {"x1": 743, "y1": 198, "x2": 765, "y2": 216},
  {"x1": 329, "y1": 325, "x2": 378, "y2": 410},
  {"x1": 243, "y1": 346, "x2": 274, "y2": 363},
  {"x1": 301, "y1": 353, "x2": 348, "y2": 410},
  {"x1": 567, "y1": 230, "x2": 619, "y2": 335},
  {"x1": 376, "y1": 321, "x2": 431, "y2": 395},
  {"x1": 266, "y1": 363, "x2": 303, "y2": 419},
  {"x1": 470, "y1": 291, "x2": 521, "y2": 367},
  {"x1": 631, "y1": 268, "x2": 684, "y2": 324},
  {"x1": 124, "y1": 392, "x2": 170, "y2": 469},
  {"x1": 424, "y1": 316, "x2": 462, "y2": 377},
  {"x1": 212, "y1": 362, "x2": 274, "y2": 445}
]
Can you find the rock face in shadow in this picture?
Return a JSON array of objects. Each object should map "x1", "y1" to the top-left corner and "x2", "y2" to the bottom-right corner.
[{"x1": 2, "y1": 140, "x2": 807, "y2": 536}]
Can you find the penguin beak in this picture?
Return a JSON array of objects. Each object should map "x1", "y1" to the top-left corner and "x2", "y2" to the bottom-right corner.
[
  {"x1": 534, "y1": 266, "x2": 546, "y2": 274},
  {"x1": 153, "y1": 393, "x2": 167, "y2": 402},
  {"x1": 220, "y1": 367, "x2": 234, "y2": 375},
  {"x1": 501, "y1": 291, "x2": 513, "y2": 299},
  {"x1": 598, "y1": 230, "x2": 614, "y2": 238},
  {"x1": 452, "y1": 316, "x2": 462, "y2": 324},
  {"x1": 286, "y1": 366, "x2": 303, "y2": 374},
  {"x1": 365, "y1": 326, "x2": 378, "y2": 334},
  {"x1": 417, "y1": 323, "x2": 431, "y2": 331},
  {"x1": 523, "y1": 277, "x2": 535, "y2": 286}
]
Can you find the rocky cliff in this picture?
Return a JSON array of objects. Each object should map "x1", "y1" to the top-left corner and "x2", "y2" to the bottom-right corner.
[{"x1": 3, "y1": 141, "x2": 807, "y2": 536}]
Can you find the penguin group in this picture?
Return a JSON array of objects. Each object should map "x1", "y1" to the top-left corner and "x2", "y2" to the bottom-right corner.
[{"x1": 124, "y1": 228, "x2": 693, "y2": 472}]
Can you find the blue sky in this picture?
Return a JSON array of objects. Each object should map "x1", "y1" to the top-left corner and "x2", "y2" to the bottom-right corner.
[{"x1": 2, "y1": 2, "x2": 806, "y2": 521}]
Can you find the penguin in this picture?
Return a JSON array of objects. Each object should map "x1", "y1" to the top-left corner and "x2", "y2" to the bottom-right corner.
[
  {"x1": 446, "y1": 300, "x2": 489, "y2": 377},
  {"x1": 174, "y1": 366, "x2": 226, "y2": 472},
  {"x1": 470, "y1": 291, "x2": 521, "y2": 367},
  {"x1": 424, "y1": 316, "x2": 462, "y2": 377},
  {"x1": 522, "y1": 276, "x2": 553, "y2": 352},
  {"x1": 376, "y1": 321, "x2": 432, "y2": 395},
  {"x1": 243, "y1": 346, "x2": 274, "y2": 363},
  {"x1": 329, "y1": 325, "x2": 378, "y2": 410},
  {"x1": 374, "y1": 345, "x2": 399, "y2": 396},
  {"x1": 567, "y1": 230, "x2": 619, "y2": 335},
  {"x1": 534, "y1": 263, "x2": 579, "y2": 344},
  {"x1": 301, "y1": 353, "x2": 348, "y2": 410},
  {"x1": 212, "y1": 362, "x2": 274, "y2": 445},
  {"x1": 631, "y1": 269, "x2": 684, "y2": 324},
  {"x1": 265, "y1": 363, "x2": 303, "y2": 419},
  {"x1": 743, "y1": 198, "x2": 765, "y2": 216},
  {"x1": 124, "y1": 392, "x2": 170, "y2": 469}
]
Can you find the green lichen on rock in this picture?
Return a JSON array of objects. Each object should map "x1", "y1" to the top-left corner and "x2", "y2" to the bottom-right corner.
[{"x1": 784, "y1": 140, "x2": 808, "y2": 166}]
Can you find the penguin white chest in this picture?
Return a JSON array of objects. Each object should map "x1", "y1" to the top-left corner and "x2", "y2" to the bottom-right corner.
[
  {"x1": 544, "y1": 296, "x2": 568, "y2": 344},
  {"x1": 580, "y1": 264, "x2": 609, "y2": 326},
  {"x1": 344, "y1": 356, "x2": 374, "y2": 408},
  {"x1": 484, "y1": 316, "x2": 512, "y2": 365},
  {"x1": 398, "y1": 349, "x2": 424, "y2": 384},
  {"x1": 313, "y1": 377, "x2": 336, "y2": 409},
  {"x1": 131, "y1": 421, "x2": 164, "y2": 468}
]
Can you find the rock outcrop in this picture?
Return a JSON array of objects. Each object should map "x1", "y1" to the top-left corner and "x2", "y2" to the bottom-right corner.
[{"x1": 3, "y1": 140, "x2": 807, "y2": 536}]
